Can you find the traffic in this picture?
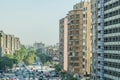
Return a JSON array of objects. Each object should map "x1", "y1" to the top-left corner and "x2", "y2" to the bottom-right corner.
[{"x1": 0, "y1": 63, "x2": 61, "y2": 80}]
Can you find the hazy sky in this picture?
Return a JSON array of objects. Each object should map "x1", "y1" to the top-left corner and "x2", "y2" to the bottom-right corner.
[{"x1": 0, "y1": 0, "x2": 79, "y2": 45}]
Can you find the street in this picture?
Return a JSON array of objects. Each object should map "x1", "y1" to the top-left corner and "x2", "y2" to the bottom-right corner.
[{"x1": 2, "y1": 65, "x2": 61, "y2": 80}]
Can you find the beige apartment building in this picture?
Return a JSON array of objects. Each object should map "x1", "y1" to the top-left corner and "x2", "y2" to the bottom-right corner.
[
  {"x1": 0, "y1": 31, "x2": 20, "y2": 56},
  {"x1": 67, "y1": 2, "x2": 90, "y2": 76},
  {"x1": 59, "y1": 1, "x2": 91, "y2": 76},
  {"x1": 59, "y1": 17, "x2": 68, "y2": 71}
]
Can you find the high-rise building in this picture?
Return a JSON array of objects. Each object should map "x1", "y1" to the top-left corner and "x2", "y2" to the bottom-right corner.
[
  {"x1": 59, "y1": 17, "x2": 68, "y2": 71},
  {"x1": 59, "y1": 1, "x2": 91, "y2": 77},
  {"x1": 67, "y1": 1, "x2": 90, "y2": 76},
  {"x1": 91, "y1": 0, "x2": 98, "y2": 79},
  {"x1": 104, "y1": 0, "x2": 120, "y2": 79},
  {"x1": 91, "y1": 0, "x2": 120, "y2": 80},
  {"x1": 0, "y1": 31, "x2": 21, "y2": 56},
  {"x1": 91, "y1": 0, "x2": 104, "y2": 80}
]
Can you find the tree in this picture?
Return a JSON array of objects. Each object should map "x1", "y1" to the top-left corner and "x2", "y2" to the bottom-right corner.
[
  {"x1": 44, "y1": 61, "x2": 50, "y2": 66},
  {"x1": 38, "y1": 54, "x2": 46, "y2": 64},
  {"x1": 37, "y1": 53, "x2": 52, "y2": 65},
  {"x1": 4, "y1": 54, "x2": 13, "y2": 59},
  {"x1": 67, "y1": 75, "x2": 77, "y2": 80},
  {"x1": 12, "y1": 45, "x2": 27, "y2": 63},
  {"x1": 19, "y1": 45, "x2": 27, "y2": 60},
  {"x1": 23, "y1": 47, "x2": 36, "y2": 65},
  {"x1": 46, "y1": 55, "x2": 52, "y2": 62},
  {"x1": 0, "y1": 56, "x2": 18, "y2": 70},
  {"x1": 23, "y1": 54, "x2": 35, "y2": 65},
  {"x1": 13, "y1": 51, "x2": 21, "y2": 62},
  {"x1": 54, "y1": 64, "x2": 61, "y2": 72},
  {"x1": 0, "y1": 45, "x2": 28, "y2": 70}
]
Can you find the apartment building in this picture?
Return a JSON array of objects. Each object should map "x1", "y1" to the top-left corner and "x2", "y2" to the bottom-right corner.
[
  {"x1": 0, "y1": 31, "x2": 21, "y2": 56},
  {"x1": 104, "y1": 0, "x2": 120, "y2": 79},
  {"x1": 67, "y1": 1, "x2": 90, "y2": 76},
  {"x1": 59, "y1": 1, "x2": 91, "y2": 76},
  {"x1": 90, "y1": 0, "x2": 104, "y2": 80},
  {"x1": 59, "y1": 17, "x2": 68, "y2": 71}
]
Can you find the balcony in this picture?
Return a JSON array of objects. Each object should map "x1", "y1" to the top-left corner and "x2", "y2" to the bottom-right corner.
[
  {"x1": 97, "y1": 49, "x2": 104, "y2": 53},
  {"x1": 83, "y1": 61, "x2": 85, "y2": 65},
  {"x1": 83, "y1": 54, "x2": 86, "y2": 59},
  {"x1": 74, "y1": 60, "x2": 80, "y2": 63},
  {"x1": 97, "y1": 42, "x2": 103, "y2": 46},
  {"x1": 97, "y1": 34, "x2": 103, "y2": 38},
  {"x1": 98, "y1": 3, "x2": 101, "y2": 8}
]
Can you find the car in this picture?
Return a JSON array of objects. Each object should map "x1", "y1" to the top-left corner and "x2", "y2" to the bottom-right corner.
[
  {"x1": 29, "y1": 73, "x2": 34, "y2": 77},
  {"x1": 0, "y1": 75, "x2": 4, "y2": 78},
  {"x1": 44, "y1": 72, "x2": 50, "y2": 77},
  {"x1": 4, "y1": 77, "x2": 10, "y2": 80},
  {"x1": 50, "y1": 72, "x2": 56, "y2": 77},
  {"x1": 39, "y1": 76, "x2": 43, "y2": 80},
  {"x1": 0, "y1": 70, "x2": 4, "y2": 73},
  {"x1": 50, "y1": 71, "x2": 59, "y2": 77},
  {"x1": 40, "y1": 71, "x2": 43, "y2": 73},
  {"x1": 10, "y1": 77, "x2": 19, "y2": 80},
  {"x1": 24, "y1": 77, "x2": 29, "y2": 80},
  {"x1": 29, "y1": 78, "x2": 33, "y2": 80}
]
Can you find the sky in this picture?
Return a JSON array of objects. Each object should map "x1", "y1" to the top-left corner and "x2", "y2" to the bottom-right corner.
[{"x1": 0, "y1": 0, "x2": 79, "y2": 45}]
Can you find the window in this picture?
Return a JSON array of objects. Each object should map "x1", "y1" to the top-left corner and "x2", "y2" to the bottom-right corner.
[
  {"x1": 83, "y1": 14, "x2": 85, "y2": 18},
  {"x1": 104, "y1": 1, "x2": 119, "y2": 11},
  {"x1": 69, "y1": 52, "x2": 72, "y2": 56},
  {"x1": 98, "y1": 53, "x2": 101, "y2": 56},
  {"x1": 75, "y1": 52, "x2": 79, "y2": 56},
  {"x1": 98, "y1": 38, "x2": 101, "y2": 41},
  {"x1": 98, "y1": 46, "x2": 101, "y2": 49},
  {"x1": 70, "y1": 36, "x2": 73, "y2": 40},
  {"x1": 76, "y1": 14, "x2": 79, "y2": 18}
]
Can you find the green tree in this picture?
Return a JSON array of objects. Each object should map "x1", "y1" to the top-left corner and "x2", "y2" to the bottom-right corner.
[
  {"x1": 13, "y1": 45, "x2": 27, "y2": 62},
  {"x1": 23, "y1": 54, "x2": 35, "y2": 65},
  {"x1": 0, "y1": 45, "x2": 28, "y2": 70},
  {"x1": 44, "y1": 61, "x2": 50, "y2": 66},
  {"x1": 23, "y1": 47, "x2": 36, "y2": 65},
  {"x1": 19, "y1": 45, "x2": 27, "y2": 60},
  {"x1": 13, "y1": 51, "x2": 21, "y2": 62},
  {"x1": 38, "y1": 54, "x2": 46, "y2": 64},
  {"x1": 67, "y1": 75, "x2": 77, "y2": 80},
  {"x1": 46, "y1": 55, "x2": 52, "y2": 62},
  {"x1": 37, "y1": 53, "x2": 52, "y2": 65},
  {"x1": 54, "y1": 64, "x2": 61, "y2": 72},
  {"x1": 4, "y1": 54, "x2": 13, "y2": 59},
  {"x1": 0, "y1": 56, "x2": 18, "y2": 70}
]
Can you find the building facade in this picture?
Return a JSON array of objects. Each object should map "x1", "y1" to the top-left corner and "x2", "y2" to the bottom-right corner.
[
  {"x1": 59, "y1": 17, "x2": 68, "y2": 71},
  {"x1": 91, "y1": 0, "x2": 120, "y2": 80},
  {"x1": 0, "y1": 31, "x2": 21, "y2": 56},
  {"x1": 33, "y1": 42, "x2": 45, "y2": 54},
  {"x1": 91, "y1": 0, "x2": 98, "y2": 79},
  {"x1": 91, "y1": 0, "x2": 104, "y2": 80},
  {"x1": 104, "y1": 0, "x2": 120, "y2": 79},
  {"x1": 67, "y1": 1, "x2": 90, "y2": 76},
  {"x1": 46, "y1": 44, "x2": 59, "y2": 57},
  {"x1": 59, "y1": 1, "x2": 91, "y2": 76}
]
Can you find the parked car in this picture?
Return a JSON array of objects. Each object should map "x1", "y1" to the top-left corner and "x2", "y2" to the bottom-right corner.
[
  {"x1": 39, "y1": 75, "x2": 43, "y2": 80},
  {"x1": 0, "y1": 70, "x2": 4, "y2": 73},
  {"x1": 44, "y1": 72, "x2": 50, "y2": 77},
  {"x1": 50, "y1": 71, "x2": 58, "y2": 77}
]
